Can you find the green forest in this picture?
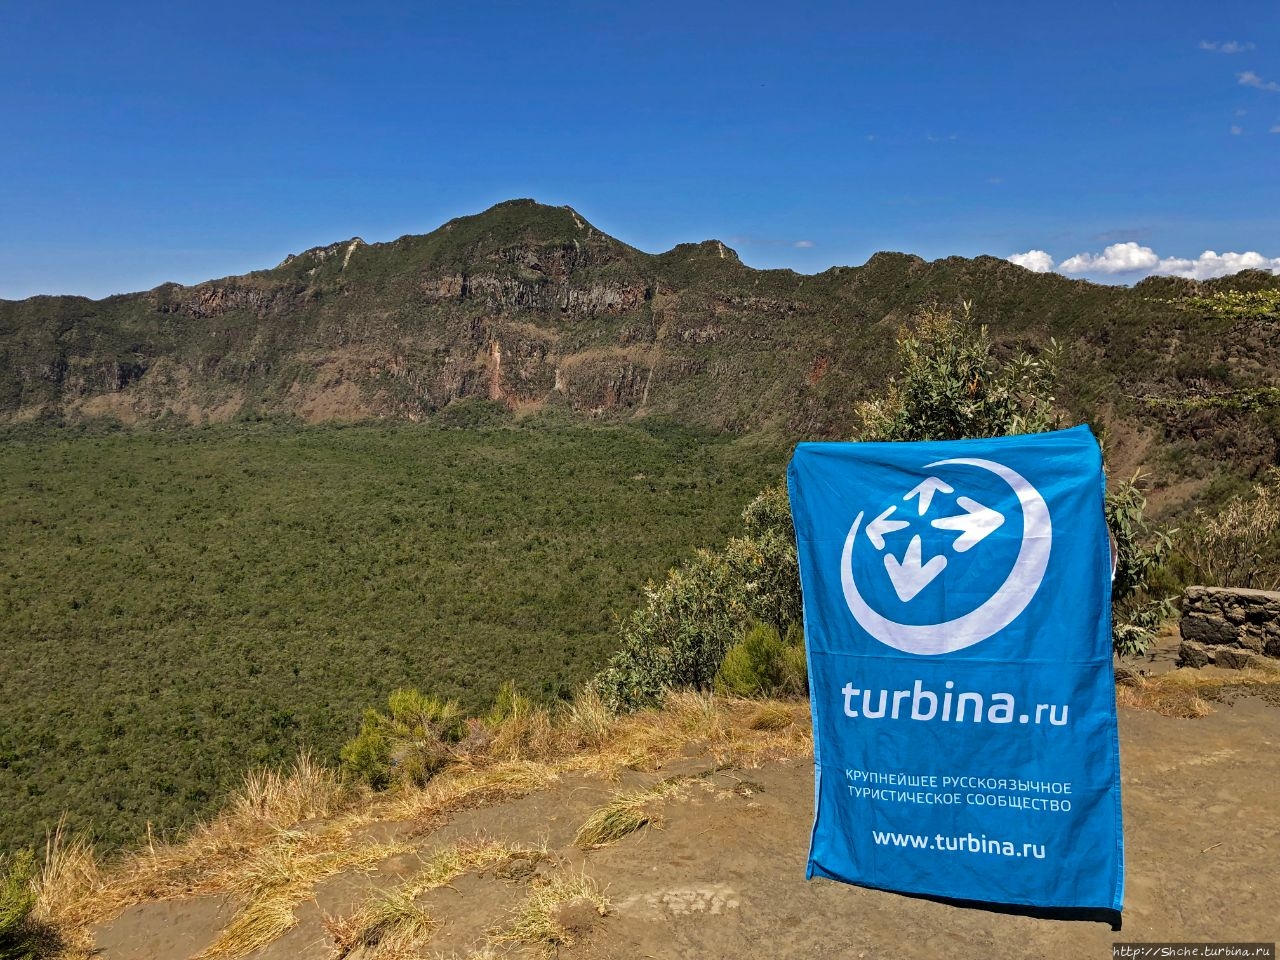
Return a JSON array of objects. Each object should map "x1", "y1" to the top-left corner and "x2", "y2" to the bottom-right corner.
[{"x1": 0, "y1": 414, "x2": 786, "y2": 852}]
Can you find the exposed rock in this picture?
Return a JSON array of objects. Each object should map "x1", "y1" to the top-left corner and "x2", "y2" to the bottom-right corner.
[
  {"x1": 152, "y1": 281, "x2": 301, "y2": 319},
  {"x1": 276, "y1": 236, "x2": 364, "y2": 269},
  {"x1": 6, "y1": 198, "x2": 1280, "y2": 457},
  {"x1": 1180, "y1": 586, "x2": 1280, "y2": 668},
  {"x1": 1176, "y1": 641, "x2": 1213, "y2": 669},
  {"x1": 1214, "y1": 648, "x2": 1257, "y2": 670}
]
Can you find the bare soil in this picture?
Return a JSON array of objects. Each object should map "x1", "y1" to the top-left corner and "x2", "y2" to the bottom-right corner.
[{"x1": 92, "y1": 694, "x2": 1280, "y2": 959}]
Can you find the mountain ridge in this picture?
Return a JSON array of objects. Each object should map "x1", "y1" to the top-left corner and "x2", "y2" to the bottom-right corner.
[{"x1": 3, "y1": 199, "x2": 1279, "y2": 494}]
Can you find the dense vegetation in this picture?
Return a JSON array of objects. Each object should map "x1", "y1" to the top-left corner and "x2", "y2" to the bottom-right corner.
[{"x1": 0, "y1": 416, "x2": 786, "y2": 852}]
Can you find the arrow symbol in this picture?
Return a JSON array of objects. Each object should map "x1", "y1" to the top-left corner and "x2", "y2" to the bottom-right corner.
[
  {"x1": 883, "y1": 535, "x2": 947, "y2": 602},
  {"x1": 864, "y1": 505, "x2": 910, "y2": 551},
  {"x1": 931, "y1": 496, "x2": 1005, "y2": 552},
  {"x1": 903, "y1": 477, "x2": 954, "y2": 515}
]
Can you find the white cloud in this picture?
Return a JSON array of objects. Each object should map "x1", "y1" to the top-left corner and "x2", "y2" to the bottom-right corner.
[
  {"x1": 1059, "y1": 242, "x2": 1160, "y2": 275},
  {"x1": 1271, "y1": 124, "x2": 1280, "y2": 133},
  {"x1": 793, "y1": 240, "x2": 814, "y2": 249},
  {"x1": 1155, "y1": 250, "x2": 1280, "y2": 280},
  {"x1": 1007, "y1": 250, "x2": 1055, "y2": 273},
  {"x1": 1201, "y1": 40, "x2": 1255, "y2": 53},
  {"x1": 1009, "y1": 242, "x2": 1280, "y2": 281},
  {"x1": 1231, "y1": 124, "x2": 1244, "y2": 135},
  {"x1": 1239, "y1": 71, "x2": 1280, "y2": 92}
]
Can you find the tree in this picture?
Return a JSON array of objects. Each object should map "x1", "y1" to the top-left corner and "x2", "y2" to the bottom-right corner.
[{"x1": 856, "y1": 303, "x2": 1060, "y2": 442}]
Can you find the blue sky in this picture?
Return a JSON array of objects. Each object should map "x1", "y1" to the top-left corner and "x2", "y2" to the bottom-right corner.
[{"x1": 2, "y1": 0, "x2": 1277, "y2": 299}]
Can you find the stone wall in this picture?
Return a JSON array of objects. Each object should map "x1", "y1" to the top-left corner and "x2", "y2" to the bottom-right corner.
[{"x1": 1178, "y1": 585, "x2": 1280, "y2": 669}]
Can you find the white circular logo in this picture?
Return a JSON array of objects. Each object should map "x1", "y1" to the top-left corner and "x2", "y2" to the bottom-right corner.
[{"x1": 840, "y1": 457, "x2": 1052, "y2": 656}]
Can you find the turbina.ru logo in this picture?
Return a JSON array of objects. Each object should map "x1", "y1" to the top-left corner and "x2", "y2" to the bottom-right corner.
[{"x1": 839, "y1": 458, "x2": 1052, "y2": 655}]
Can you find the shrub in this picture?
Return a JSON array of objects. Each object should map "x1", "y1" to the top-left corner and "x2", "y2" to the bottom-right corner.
[
  {"x1": 1177, "y1": 470, "x2": 1280, "y2": 590},
  {"x1": 715, "y1": 624, "x2": 787, "y2": 697},
  {"x1": 781, "y1": 623, "x2": 809, "y2": 696},
  {"x1": 715, "y1": 623, "x2": 808, "y2": 699},
  {"x1": 592, "y1": 484, "x2": 799, "y2": 711},
  {"x1": 859, "y1": 304, "x2": 1172, "y2": 655},
  {"x1": 1107, "y1": 475, "x2": 1174, "y2": 657},
  {"x1": 340, "y1": 689, "x2": 465, "y2": 790},
  {"x1": 855, "y1": 304, "x2": 1060, "y2": 442}
]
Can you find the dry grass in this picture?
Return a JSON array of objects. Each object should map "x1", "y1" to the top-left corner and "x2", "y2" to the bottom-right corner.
[
  {"x1": 558, "y1": 687, "x2": 614, "y2": 751},
  {"x1": 1115, "y1": 667, "x2": 1280, "y2": 718},
  {"x1": 192, "y1": 827, "x2": 410, "y2": 960},
  {"x1": 39, "y1": 750, "x2": 374, "y2": 948},
  {"x1": 1117, "y1": 679, "x2": 1214, "y2": 718},
  {"x1": 324, "y1": 838, "x2": 546, "y2": 959},
  {"x1": 54, "y1": 694, "x2": 813, "y2": 957},
  {"x1": 573, "y1": 777, "x2": 688, "y2": 849},
  {"x1": 571, "y1": 691, "x2": 811, "y2": 777},
  {"x1": 228, "y1": 750, "x2": 353, "y2": 828},
  {"x1": 325, "y1": 885, "x2": 437, "y2": 960},
  {"x1": 380, "y1": 760, "x2": 560, "y2": 829},
  {"x1": 490, "y1": 869, "x2": 609, "y2": 954},
  {"x1": 33, "y1": 819, "x2": 102, "y2": 927},
  {"x1": 487, "y1": 702, "x2": 557, "y2": 763},
  {"x1": 20, "y1": 818, "x2": 106, "y2": 958},
  {"x1": 747, "y1": 702, "x2": 795, "y2": 731}
]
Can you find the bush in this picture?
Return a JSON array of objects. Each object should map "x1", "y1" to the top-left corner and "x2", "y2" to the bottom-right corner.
[
  {"x1": 340, "y1": 689, "x2": 465, "y2": 790},
  {"x1": 716, "y1": 624, "x2": 788, "y2": 697},
  {"x1": 1107, "y1": 474, "x2": 1174, "y2": 657},
  {"x1": 0, "y1": 848, "x2": 37, "y2": 960},
  {"x1": 715, "y1": 623, "x2": 808, "y2": 698},
  {"x1": 592, "y1": 483, "x2": 800, "y2": 711},
  {"x1": 855, "y1": 304, "x2": 1060, "y2": 442},
  {"x1": 1177, "y1": 470, "x2": 1280, "y2": 590}
]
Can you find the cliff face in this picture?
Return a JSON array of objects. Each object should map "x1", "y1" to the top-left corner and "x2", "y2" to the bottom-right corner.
[{"x1": 3, "y1": 198, "x2": 1279, "y2": 474}]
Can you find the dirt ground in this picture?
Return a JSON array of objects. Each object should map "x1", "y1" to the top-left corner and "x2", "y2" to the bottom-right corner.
[{"x1": 92, "y1": 691, "x2": 1280, "y2": 960}]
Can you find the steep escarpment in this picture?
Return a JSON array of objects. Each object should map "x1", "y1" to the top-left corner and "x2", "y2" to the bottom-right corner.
[{"x1": 3, "y1": 199, "x2": 1280, "y2": 478}]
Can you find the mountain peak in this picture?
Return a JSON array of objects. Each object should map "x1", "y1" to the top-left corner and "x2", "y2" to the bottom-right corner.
[
  {"x1": 663, "y1": 239, "x2": 742, "y2": 264},
  {"x1": 276, "y1": 237, "x2": 365, "y2": 271}
]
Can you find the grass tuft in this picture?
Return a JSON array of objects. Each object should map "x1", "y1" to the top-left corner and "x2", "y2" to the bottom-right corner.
[
  {"x1": 747, "y1": 703, "x2": 795, "y2": 731},
  {"x1": 193, "y1": 828, "x2": 410, "y2": 960},
  {"x1": 324, "y1": 886, "x2": 437, "y2": 960},
  {"x1": 573, "y1": 778, "x2": 687, "y2": 849},
  {"x1": 491, "y1": 869, "x2": 609, "y2": 954},
  {"x1": 324, "y1": 838, "x2": 544, "y2": 959},
  {"x1": 228, "y1": 751, "x2": 353, "y2": 829}
]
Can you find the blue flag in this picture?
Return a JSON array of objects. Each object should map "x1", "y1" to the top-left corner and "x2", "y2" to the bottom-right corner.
[{"x1": 788, "y1": 425, "x2": 1123, "y2": 912}]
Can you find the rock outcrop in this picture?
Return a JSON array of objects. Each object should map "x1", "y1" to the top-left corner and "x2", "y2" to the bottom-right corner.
[{"x1": 1178, "y1": 585, "x2": 1280, "y2": 669}]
